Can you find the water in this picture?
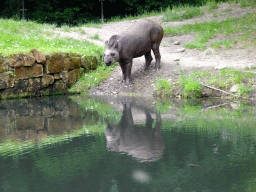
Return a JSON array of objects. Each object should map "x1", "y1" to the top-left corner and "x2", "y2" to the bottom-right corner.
[{"x1": 0, "y1": 95, "x2": 256, "y2": 192}]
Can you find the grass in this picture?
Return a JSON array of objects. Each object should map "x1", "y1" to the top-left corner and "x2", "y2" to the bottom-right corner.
[
  {"x1": 162, "y1": 5, "x2": 203, "y2": 22},
  {"x1": 179, "y1": 74, "x2": 202, "y2": 98},
  {"x1": 154, "y1": 67, "x2": 256, "y2": 98},
  {"x1": 68, "y1": 64, "x2": 117, "y2": 94},
  {"x1": 90, "y1": 33, "x2": 101, "y2": 40},
  {"x1": 104, "y1": 9, "x2": 163, "y2": 23},
  {"x1": 0, "y1": 18, "x2": 103, "y2": 56},
  {"x1": 162, "y1": 0, "x2": 219, "y2": 22},
  {"x1": 164, "y1": 12, "x2": 256, "y2": 50},
  {"x1": 154, "y1": 78, "x2": 173, "y2": 96}
]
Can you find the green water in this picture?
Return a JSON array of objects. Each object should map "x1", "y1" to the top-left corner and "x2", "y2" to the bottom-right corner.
[{"x1": 0, "y1": 96, "x2": 256, "y2": 192}]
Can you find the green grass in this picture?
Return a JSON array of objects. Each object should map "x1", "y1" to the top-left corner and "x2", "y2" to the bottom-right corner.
[
  {"x1": 162, "y1": 5, "x2": 203, "y2": 22},
  {"x1": 230, "y1": 0, "x2": 256, "y2": 7},
  {"x1": 90, "y1": 33, "x2": 101, "y2": 40},
  {"x1": 0, "y1": 18, "x2": 103, "y2": 56},
  {"x1": 164, "y1": 12, "x2": 256, "y2": 49},
  {"x1": 206, "y1": 68, "x2": 256, "y2": 97},
  {"x1": 211, "y1": 39, "x2": 238, "y2": 49},
  {"x1": 79, "y1": 22, "x2": 102, "y2": 28},
  {"x1": 179, "y1": 74, "x2": 202, "y2": 98},
  {"x1": 105, "y1": 9, "x2": 163, "y2": 23},
  {"x1": 68, "y1": 64, "x2": 116, "y2": 94},
  {"x1": 154, "y1": 78, "x2": 173, "y2": 96},
  {"x1": 189, "y1": 70, "x2": 211, "y2": 78},
  {"x1": 162, "y1": 0, "x2": 219, "y2": 22}
]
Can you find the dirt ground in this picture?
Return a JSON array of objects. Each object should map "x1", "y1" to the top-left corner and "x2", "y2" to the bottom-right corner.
[{"x1": 54, "y1": 3, "x2": 256, "y2": 98}]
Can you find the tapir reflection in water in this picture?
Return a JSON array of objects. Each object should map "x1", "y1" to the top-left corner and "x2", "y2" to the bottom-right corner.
[
  {"x1": 105, "y1": 102, "x2": 165, "y2": 162},
  {"x1": 104, "y1": 19, "x2": 164, "y2": 85}
]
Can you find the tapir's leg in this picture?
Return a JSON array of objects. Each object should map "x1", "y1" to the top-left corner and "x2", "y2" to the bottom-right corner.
[
  {"x1": 152, "y1": 43, "x2": 161, "y2": 69},
  {"x1": 120, "y1": 62, "x2": 126, "y2": 82},
  {"x1": 120, "y1": 60, "x2": 132, "y2": 85},
  {"x1": 144, "y1": 51, "x2": 153, "y2": 70},
  {"x1": 125, "y1": 60, "x2": 133, "y2": 85}
]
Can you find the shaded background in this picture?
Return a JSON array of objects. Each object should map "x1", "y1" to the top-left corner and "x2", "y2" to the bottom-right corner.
[{"x1": 1, "y1": 0, "x2": 223, "y2": 26}]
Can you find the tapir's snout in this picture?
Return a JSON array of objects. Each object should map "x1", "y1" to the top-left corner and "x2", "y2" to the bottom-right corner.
[{"x1": 105, "y1": 61, "x2": 112, "y2": 66}]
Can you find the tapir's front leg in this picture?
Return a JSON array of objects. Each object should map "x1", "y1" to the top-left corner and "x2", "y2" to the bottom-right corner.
[
  {"x1": 120, "y1": 62, "x2": 127, "y2": 83},
  {"x1": 120, "y1": 59, "x2": 133, "y2": 85}
]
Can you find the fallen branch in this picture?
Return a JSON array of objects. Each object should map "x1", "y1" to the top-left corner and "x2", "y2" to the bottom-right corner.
[
  {"x1": 201, "y1": 83, "x2": 249, "y2": 100},
  {"x1": 201, "y1": 102, "x2": 231, "y2": 110}
]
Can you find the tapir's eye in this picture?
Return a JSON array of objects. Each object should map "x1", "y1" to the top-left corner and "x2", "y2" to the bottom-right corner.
[{"x1": 110, "y1": 53, "x2": 115, "y2": 57}]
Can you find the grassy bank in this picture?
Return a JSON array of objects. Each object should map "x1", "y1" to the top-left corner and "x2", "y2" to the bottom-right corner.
[
  {"x1": 0, "y1": 19, "x2": 103, "y2": 56},
  {"x1": 154, "y1": 67, "x2": 256, "y2": 99},
  {"x1": 162, "y1": 0, "x2": 256, "y2": 23},
  {"x1": 164, "y1": 12, "x2": 256, "y2": 50}
]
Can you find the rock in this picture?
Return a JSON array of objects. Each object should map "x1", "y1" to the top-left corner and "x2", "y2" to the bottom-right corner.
[
  {"x1": 28, "y1": 78, "x2": 41, "y2": 94},
  {"x1": 45, "y1": 54, "x2": 64, "y2": 74},
  {"x1": 230, "y1": 84, "x2": 240, "y2": 93},
  {"x1": 67, "y1": 69, "x2": 83, "y2": 88},
  {"x1": 215, "y1": 64, "x2": 227, "y2": 70},
  {"x1": 54, "y1": 73, "x2": 61, "y2": 80},
  {"x1": 177, "y1": 48, "x2": 185, "y2": 52},
  {"x1": 43, "y1": 107, "x2": 55, "y2": 117},
  {"x1": 23, "y1": 55, "x2": 36, "y2": 67},
  {"x1": 69, "y1": 57, "x2": 81, "y2": 70},
  {"x1": 16, "y1": 116, "x2": 44, "y2": 130},
  {"x1": 41, "y1": 75, "x2": 54, "y2": 88},
  {"x1": 53, "y1": 80, "x2": 66, "y2": 92},
  {"x1": 14, "y1": 64, "x2": 43, "y2": 80},
  {"x1": 230, "y1": 103, "x2": 239, "y2": 110},
  {"x1": 0, "y1": 58, "x2": 7, "y2": 73},
  {"x1": 30, "y1": 49, "x2": 46, "y2": 64},
  {"x1": 9, "y1": 55, "x2": 24, "y2": 68},
  {"x1": 173, "y1": 41, "x2": 180, "y2": 45},
  {"x1": 14, "y1": 79, "x2": 29, "y2": 93},
  {"x1": 81, "y1": 56, "x2": 99, "y2": 71},
  {"x1": 63, "y1": 58, "x2": 70, "y2": 71},
  {"x1": 60, "y1": 71, "x2": 68, "y2": 84},
  {"x1": 9, "y1": 54, "x2": 36, "y2": 68},
  {"x1": 174, "y1": 58, "x2": 180, "y2": 61},
  {"x1": 0, "y1": 73, "x2": 9, "y2": 89}
]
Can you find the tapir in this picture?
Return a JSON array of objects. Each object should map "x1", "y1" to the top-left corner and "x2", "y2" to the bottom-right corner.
[
  {"x1": 105, "y1": 101, "x2": 164, "y2": 162},
  {"x1": 104, "y1": 19, "x2": 164, "y2": 85}
]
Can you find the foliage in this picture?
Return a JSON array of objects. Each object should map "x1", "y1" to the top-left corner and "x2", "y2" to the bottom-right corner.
[
  {"x1": 179, "y1": 74, "x2": 202, "y2": 98},
  {"x1": 68, "y1": 64, "x2": 116, "y2": 94},
  {"x1": 154, "y1": 78, "x2": 173, "y2": 96},
  {"x1": 0, "y1": 18, "x2": 103, "y2": 56},
  {"x1": 164, "y1": 12, "x2": 256, "y2": 49},
  {"x1": 162, "y1": 5, "x2": 203, "y2": 22},
  {"x1": 2, "y1": 0, "x2": 246, "y2": 26}
]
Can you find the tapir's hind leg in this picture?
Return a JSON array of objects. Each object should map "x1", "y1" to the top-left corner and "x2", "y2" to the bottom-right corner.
[
  {"x1": 152, "y1": 43, "x2": 161, "y2": 69},
  {"x1": 144, "y1": 51, "x2": 153, "y2": 70}
]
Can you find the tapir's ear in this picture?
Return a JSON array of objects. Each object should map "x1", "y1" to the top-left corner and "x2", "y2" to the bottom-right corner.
[
  {"x1": 113, "y1": 40, "x2": 118, "y2": 49},
  {"x1": 105, "y1": 40, "x2": 109, "y2": 47}
]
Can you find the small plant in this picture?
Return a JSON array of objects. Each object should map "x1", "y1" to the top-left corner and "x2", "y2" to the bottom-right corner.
[
  {"x1": 190, "y1": 70, "x2": 211, "y2": 78},
  {"x1": 179, "y1": 74, "x2": 202, "y2": 98},
  {"x1": 236, "y1": 83, "x2": 253, "y2": 97},
  {"x1": 90, "y1": 33, "x2": 101, "y2": 40},
  {"x1": 68, "y1": 63, "x2": 116, "y2": 94},
  {"x1": 7, "y1": 71, "x2": 16, "y2": 77},
  {"x1": 205, "y1": 0, "x2": 218, "y2": 12},
  {"x1": 60, "y1": 25, "x2": 72, "y2": 32},
  {"x1": 154, "y1": 78, "x2": 173, "y2": 97},
  {"x1": 162, "y1": 5, "x2": 203, "y2": 22}
]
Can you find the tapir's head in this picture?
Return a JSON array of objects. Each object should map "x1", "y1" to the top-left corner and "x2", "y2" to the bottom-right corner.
[{"x1": 104, "y1": 35, "x2": 120, "y2": 66}]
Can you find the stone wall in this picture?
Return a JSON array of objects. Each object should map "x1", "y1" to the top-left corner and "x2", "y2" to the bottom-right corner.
[
  {"x1": 0, "y1": 49, "x2": 101, "y2": 98},
  {"x1": 0, "y1": 96, "x2": 99, "y2": 143}
]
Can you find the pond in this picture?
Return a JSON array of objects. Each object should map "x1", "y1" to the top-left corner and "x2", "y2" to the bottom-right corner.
[{"x1": 0, "y1": 95, "x2": 256, "y2": 192}]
